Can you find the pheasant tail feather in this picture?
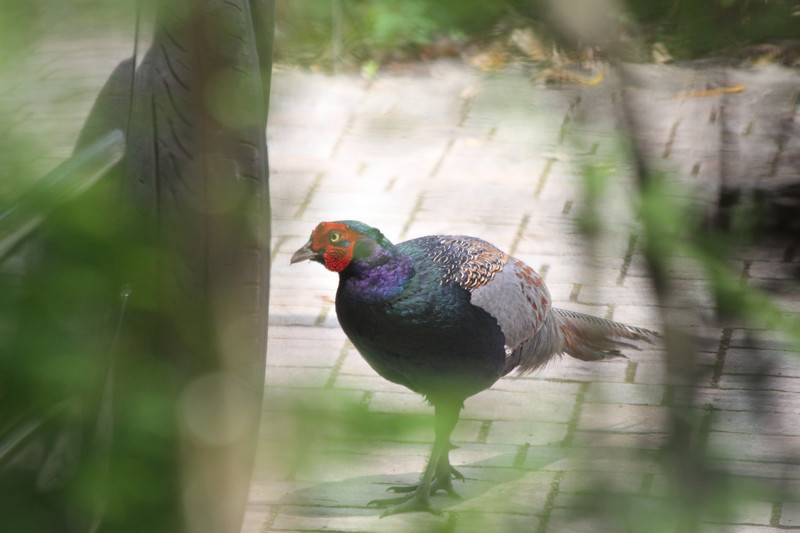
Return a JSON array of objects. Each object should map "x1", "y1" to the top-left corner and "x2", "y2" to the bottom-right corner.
[{"x1": 554, "y1": 308, "x2": 657, "y2": 362}]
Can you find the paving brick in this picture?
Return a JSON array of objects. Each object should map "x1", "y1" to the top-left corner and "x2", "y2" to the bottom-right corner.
[
  {"x1": 239, "y1": 507, "x2": 274, "y2": 533},
  {"x1": 546, "y1": 507, "x2": 616, "y2": 533},
  {"x1": 290, "y1": 446, "x2": 432, "y2": 483},
  {"x1": 577, "y1": 284, "x2": 660, "y2": 308},
  {"x1": 462, "y1": 387, "x2": 577, "y2": 423},
  {"x1": 708, "y1": 431, "x2": 800, "y2": 462},
  {"x1": 541, "y1": 453, "x2": 662, "y2": 476},
  {"x1": 536, "y1": 355, "x2": 630, "y2": 383},
  {"x1": 265, "y1": 365, "x2": 332, "y2": 389},
  {"x1": 730, "y1": 329, "x2": 794, "y2": 350},
  {"x1": 449, "y1": 511, "x2": 540, "y2": 533},
  {"x1": 693, "y1": 387, "x2": 800, "y2": 414},
  {"x1": 700, "y1": 524, "x2": 783, "y2": 533},
  {"x1": 247, "y1": 480, "x2": 314, "y2": 506},
  {"x1": 332, "y1": 372, "x2": 409, "y2": 394},
  {"x1": 719, "y1": 501, "x2": 775, "y2": 526},
  {"x1": 584, "y1": 382, "x2": 666, "y2": 406},
  {"x1": 436, "y1": 137, "x2": 550, "y2": 181},
  {"x1": 748, "y1": 260, "x2": 800, "y2": 281},
  {"x1": 368, "y1": 390, "x2": 437, "y2": 416},
  {"x1": 268, "y1": 124, "x2": 344, "y2": 160},
  {"x1": 450, "y1": 443, "x2": 523, "y2": 470},
  {"x1": 649, "y1": 479, "x2": 780, "y2": 527},
  {"x1": 606, "y1": 305, "x2": 664, "y2": 330},
  {"x1": 704, "y1": 459, "x2": 800, "y2": 482},
  {"x1": 270, "y1": 508, "x2": 444, "y2": 532},
  {"x1": 578, "y1": 403, "x2": 670, "y2": 434},
  {"x1": 450, "y1": 469, "x2": 554, "y2": 517},
  {"x1": 269, "y1": 71, "x2": 367, "y2": 128},
  {"x1": 572, "y1": 430, "x2": 668, "y2": 450},
  {"x1": 266, "y1": 338, "x2": 343, "y2": 368},
  {"x1": 558, "y1": 469, "x2": 646, "y2": 495},
  {"x1": 489, "y1": 375, "x2": 582, "y2": 395},
  {"x1": 268, "y1": 325, "x2": 347, "y2": 342},
  {"x1": 723, "y1": 348, "x2": 800, "y2": 378},
  {"x1": 483, "y1": 420, "x2": 568, "y2": 446},
  {"x1": 782, "y1": 502, "x2": 800, "y2": 527},
  {"x1": 339, "y1": 348, "x2": 377, "y2": 376},
  {"x1": 711, "y1": 409, "x2": 800, "y2": 437}
]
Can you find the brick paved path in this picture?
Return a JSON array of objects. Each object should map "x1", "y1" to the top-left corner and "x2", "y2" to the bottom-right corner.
[
  {"x1": 245, "y1": 61, "x2": 800, "y2": 532},
  {"x1": 4, "y1": 27, "x2": 798, "y2": 532}
]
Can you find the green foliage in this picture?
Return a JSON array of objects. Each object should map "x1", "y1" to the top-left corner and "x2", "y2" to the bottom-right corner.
[
  {"x1": 570, "y1": 132, "x2": 800, "y2": 529},
  {"x1": 0, "y1": 162, "x2": 185, "y2": 532},
  {"x1": 576, "y1": 160, "x2": 616, "y2": 239},
  {"x1": 0, "y1": 1, "x2": 38, "y2": 55},
  {"x1": 623, "y1": 0, "x2": 800, "y2": 57},
  {"x1": 276, "y1": 0, "x2": 800, "y2": 68},
  {"x1": 362, "y1": 0, "x2": 438, "y2": 51},
  {"x1": 0, "y1": 3, "x2": 266, "y2": 531},
  {"x1": 275, "y1": 0, "x2": 530, "y2": 67}
]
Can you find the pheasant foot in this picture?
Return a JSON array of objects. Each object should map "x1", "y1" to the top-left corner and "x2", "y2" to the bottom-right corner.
[
  {"x1": 368, "y1": 492, "x2": 441, "y2": 517},
  {"x1": 386, "y1": 465, "x2": 464, "y2": 498}
]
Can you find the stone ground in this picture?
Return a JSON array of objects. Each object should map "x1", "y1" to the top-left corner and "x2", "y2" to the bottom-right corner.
[
  {"x1": 4, "y1": 23, "x2": 800, "y2": 533},
  {"x1": 246, "y1": 60, "x2": 800, "y2": 532}
]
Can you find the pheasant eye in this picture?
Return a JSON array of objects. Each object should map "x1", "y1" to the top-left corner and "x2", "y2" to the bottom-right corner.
[{"x1": 328, "y1": 231, "x2": 342, "y2": 244}]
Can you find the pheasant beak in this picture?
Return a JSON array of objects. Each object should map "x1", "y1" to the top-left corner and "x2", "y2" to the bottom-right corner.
[{"x1": 290, "y1": 240, "x2": 321, "y2": 264}]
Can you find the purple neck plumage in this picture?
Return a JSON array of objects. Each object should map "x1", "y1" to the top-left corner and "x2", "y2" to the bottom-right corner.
[{"x1": 339, "y1": 243, "x2": 414, "y2": 302}]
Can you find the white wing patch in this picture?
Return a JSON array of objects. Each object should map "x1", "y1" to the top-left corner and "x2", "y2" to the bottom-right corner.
[{"x1": 470, "y1": 258, "x2": 551, "y2": 353}]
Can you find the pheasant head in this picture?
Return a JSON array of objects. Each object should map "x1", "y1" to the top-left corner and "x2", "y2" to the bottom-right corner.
[{"x1": 290, "y1": 220, "x2": 395, "y2": 273}]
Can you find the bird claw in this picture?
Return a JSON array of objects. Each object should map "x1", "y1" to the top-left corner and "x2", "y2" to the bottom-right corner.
[
  {"x1": 385, "y1": 483, "x2": 461, "y2": 499},
  {"x1": 384, "y1": 466, "x2": 464, "y2": 499},
  {"x1": 369, "y1": 493, "x2": 442, "y2": 518},
  {"x1": 431, "y1": 473, "x2": 462, "y2": 499},
  {"x1": 385, "y1": 484, "x2": 416, "y2": 494},
  {"x1": 368, "y1": 494, "x2": 410, "y2": 508}
]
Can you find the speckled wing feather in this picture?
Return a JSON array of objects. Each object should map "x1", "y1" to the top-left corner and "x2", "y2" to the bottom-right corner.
[
  {"x1": 423, "y1": 236, "x2": 508, "y2": 289},
  {"x1": 412, "y1": 236, "x2": 553, "y2": 366}
]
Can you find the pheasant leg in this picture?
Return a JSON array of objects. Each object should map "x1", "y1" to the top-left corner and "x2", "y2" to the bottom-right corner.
[{"x1": 369, "y1": 402, "x2": 461, "y2": 516}]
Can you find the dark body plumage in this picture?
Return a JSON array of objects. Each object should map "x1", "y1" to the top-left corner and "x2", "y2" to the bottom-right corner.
[
  {"x1": 336, "y1": 235, "x2": 509, "y2": 404},
  {"x1": 291, "y1": 220, "x2": 656, "y2": 516}
]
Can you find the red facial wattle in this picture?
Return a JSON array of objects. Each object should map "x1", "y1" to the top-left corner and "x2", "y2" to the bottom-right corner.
[{"x1": 323, "y1": 244, "x2": 355, "y2": 272}]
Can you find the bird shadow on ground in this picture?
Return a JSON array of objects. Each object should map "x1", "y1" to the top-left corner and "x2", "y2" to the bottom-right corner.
[{"x1": 278, "y1": 445, "x2": 567, "y2": 517}]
